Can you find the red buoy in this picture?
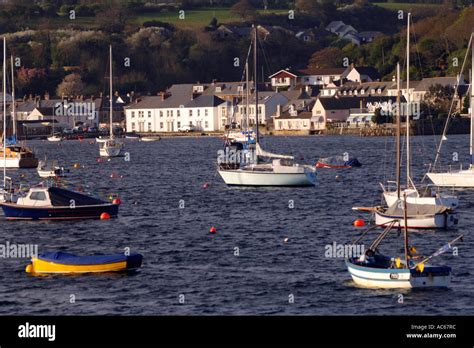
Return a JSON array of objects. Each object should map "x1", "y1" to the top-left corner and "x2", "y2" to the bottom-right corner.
[
  {"x1": 209, "y1": 226, "x2": 217, "y2": 234},
  {"x1": 100, "y1": 212, "x2": 111, "y2": 220},
  {"x1": 112, "y1": 198, "x2": 122, "y2": 205},
  {"x1": 202, "y1": 182, "x2": 210, "y2": 188},
  {"x1": 354, "y1": 219, "x2": 365, "y2": 227}
]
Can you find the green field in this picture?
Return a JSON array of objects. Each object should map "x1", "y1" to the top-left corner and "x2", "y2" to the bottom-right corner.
[
  {"x1": 373, "y1": 2, "x2": 441, "y2": 11},
  {"x1": 134, "y1": 7, "x2": 288, "y2": 29},
  {"x1": 32, "y1": 7, "x2": 289, "y2": 30}
]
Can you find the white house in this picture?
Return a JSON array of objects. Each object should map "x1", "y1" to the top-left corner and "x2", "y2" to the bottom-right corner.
[
  {"x1": 125, "y1": 86, "x2": 228, "y2": 133},
  {"x1": 234, "y1": 91, "x2": 290, "y2": 126}
]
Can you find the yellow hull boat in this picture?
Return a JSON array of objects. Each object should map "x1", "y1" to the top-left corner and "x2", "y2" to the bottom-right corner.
[{"x1": 26, "y1": 252, "x2": 143, "y2": 274}]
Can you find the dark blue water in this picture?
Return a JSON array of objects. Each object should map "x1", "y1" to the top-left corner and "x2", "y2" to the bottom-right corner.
[{"x1": 0, "y1": 134, "x2": 472, "y2": 315}]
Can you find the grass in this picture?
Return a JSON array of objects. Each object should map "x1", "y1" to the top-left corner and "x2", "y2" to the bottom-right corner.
[
  {"x1": 133, "y1": 7, "x2": 289, "y2": 29},
  {"x1": 373, "y1": 2, "x2": 442, "y2": 11}
]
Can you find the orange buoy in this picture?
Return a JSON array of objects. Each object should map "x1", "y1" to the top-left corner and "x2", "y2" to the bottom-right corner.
[
  {"x1": 112, "y1": 198, "x2": 122, "y2": 205},
  {"x1": 209, "y1": 226, "x2": 217, "y2": 234},
  {"x1": 73, "y1": 163, "x2": 81, "y2": 169},
  {"x1": 354, "y1": 219, "x2": 365, "y2": 227},
  {"x1": 100, "y1": 212, "x2": 111, "y2": 220}
]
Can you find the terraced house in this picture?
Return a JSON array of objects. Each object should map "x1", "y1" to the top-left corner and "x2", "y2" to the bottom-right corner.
[{"x1": 124, "y1": 84, "x2": 229, "y2": 133}]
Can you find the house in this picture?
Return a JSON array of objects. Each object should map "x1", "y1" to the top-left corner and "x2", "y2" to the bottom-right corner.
[
  {"x1": 312, "y1": 96, "x2": 400, "y2": 128},
  {"x1": 412, "y1": 76, "x2": 466, "y2": 105},
  {"x1": 269, "y1": 69, "x2": 299, "y2": 90},
  {"x1": 234, "y1": 91, "x2": 290, "y2": 126},
  {"x1": 343, "y1": 65, "x2": 381, "y2": 83},
  {"x1": 338, "y1": 81, "x2": 394, "y2": 97},
  {"x1": 124, "y1": 84, "x2": 228, "y2": 133},
  {"x1": 298, "y1": 67, "x2": 346, "y2": 86},
  {"x1": 358, "y1": 31, "x2": 383, "y2": 44},
  {"x1": 273, "y1": 108, "x2": 314, "y2": 131},
  {"x1": 325, "y1": 21, "x2": 360, "y2": 45}
]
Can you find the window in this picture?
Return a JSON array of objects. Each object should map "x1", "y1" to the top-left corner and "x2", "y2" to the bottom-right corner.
[
  {"x1": 30, "y1": 191, "x2": 47, "y2": 201},
  {"x1": 170, "y1": 110, "x2": 173, "y2": 117},
  {"x1": 167, "y1": 110, "x2": 170, "y2": 117},
  {"x1": 177, "y1": 121, "x2": 181, "y2": 128},
  {"x1": 189, "y1": 121, "x2": 193, "y2": 126},
  {"x1": 160, "y1": 111, "x2": 163, "y2": 117},
  {"x1": 258, "y1": 106, "x2": 262, "y2": 115},
  {"x1": 197, "y1": 109, "x2": 200, "y2": 117},
  {"x1": 221, "y1": 107, "x2": 226, "y2": 117},
  {"x1": 177, "y1": 110, "x2": 180, "y2": 117},
  {"x1": 278, "y1": 121, "x2": 282, "y2": 129},
  {"x1": 160, "y1": 122, "x2": 164, "y2": 129},
  {"x1": 131, "y1": 122, "x2": 135, "y2": 131},
  {"x1": 205, "y1": 109, "x2": 208, "y2": 117},
  {"x1": 148, "y1": 122, "x2": 152, "y2": 131},
  {"x1": 205, "y1": 121, "x2": 208, "y2": 128},
  {"x1": 189, "y1": 110, "x2": 193, "y2": 117},
  {"x1": 131, "y1": 111, "x2": 135, "y2": 118},
  {"x1": 139, "y1": 111, "x2": 144, "y2": 118}
]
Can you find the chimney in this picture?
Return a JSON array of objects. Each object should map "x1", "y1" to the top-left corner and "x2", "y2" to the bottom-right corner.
[
  {"x1": 44, "y1": 91, "x2": 50, "y2": 100},
  {"x1": 276, "y1": 104, "x2": 281, "y2": 117}
]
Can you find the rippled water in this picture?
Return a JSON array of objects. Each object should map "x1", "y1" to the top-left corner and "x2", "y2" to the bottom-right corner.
[{"x1": 0, "y1": 134, "x2": 472, "y2": 315}]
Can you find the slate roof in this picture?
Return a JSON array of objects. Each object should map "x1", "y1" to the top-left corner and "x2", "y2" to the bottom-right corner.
[{"x1": 317, "y1": 96, "x2": 402, "y2": 110}]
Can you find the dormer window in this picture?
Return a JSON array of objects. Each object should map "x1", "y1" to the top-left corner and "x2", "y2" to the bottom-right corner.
[
  {"x1": 371, "y1": 89, "x2": 375, "y2": 94},
  {"x1": 360, "y1": 89, "x2": 365, "y2": 94},
  {"x1": 193, "y1": 85, "x2": 204, "y2": 93},
  {"x1": 215, "y1": 87, "x2": 222, "y2": 93},
  {"x1": 377, "y1": 88, "x2": 382, "y2": 94}
]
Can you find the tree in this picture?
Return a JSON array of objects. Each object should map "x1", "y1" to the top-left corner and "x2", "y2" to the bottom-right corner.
[
  {"x1": 308, "y1": 47, "x2": 345, "y2": 69},
  {"x1": 230, "y1": 0, "x2": 255, "y2": 20},
  {"x1": 421, "y1": 84, "x2": 455, "y2": 117},
  {"x1": 56, "y1": 73, "x2": 85, "y2": 97}
]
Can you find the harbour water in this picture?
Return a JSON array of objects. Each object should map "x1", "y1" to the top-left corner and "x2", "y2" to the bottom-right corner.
[{"x1": 0, "y1": 135, "x2": 473, "y2": 315}]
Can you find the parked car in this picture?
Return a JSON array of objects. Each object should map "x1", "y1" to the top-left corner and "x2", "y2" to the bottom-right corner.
[{"x1": 178, "y1": 125, "x2": 195, "y2": 133}]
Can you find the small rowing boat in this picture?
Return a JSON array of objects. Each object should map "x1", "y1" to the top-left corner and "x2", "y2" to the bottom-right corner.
[
  {"x1": 26, "y1": 251, "x2": 143, "y2": 274},
  {"x1": 316, "y1": 155, "x2": 361, "y2": 169}
]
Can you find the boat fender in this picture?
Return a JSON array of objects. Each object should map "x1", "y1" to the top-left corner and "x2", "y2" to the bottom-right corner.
[
  {"x1": 25, "y1": 264, "x2": 33, "y2": 273},
  {"x1": 112, "y1": 198, "x2": 122, "y2": 205},
  {"x1": 100, "y1": 212, "x2": 111, "y2": 220}
]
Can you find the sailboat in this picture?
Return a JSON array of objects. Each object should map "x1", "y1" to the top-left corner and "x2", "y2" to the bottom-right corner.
[
  {"x1": 354, "y1": 63, "x2": 457, "y2": 229},
  {"x1": 346, "y1": 198, "x2": 463, "y2": 288},
  {"x1": 426, "y1": 33, "x2": 474, "y2": 187},
  {"x1": 217, "y1": 26, "x2": 316, "y2": 187},
  {"x1": 381, "y1": 13, "x2": 458, "y2": 207},
  {"x1": 0, "y1": 40, "x2": 38, "y2": 169},
  {"x1": 47, "y1": 109, "x2": 62, "y2": 142},
  {"x1": 98, "y1": 45, "x2": 123, "y2": 157}
]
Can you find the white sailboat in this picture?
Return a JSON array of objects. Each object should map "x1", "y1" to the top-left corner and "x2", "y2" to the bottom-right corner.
[
  {"x1": 0, "y1": 39, "x2": 38, "y2": 169},
  {"x1": 426, "y1": 34, "x2": 474, "y2": 187},
  {"x1": 381, "y1": 13, "x2": 458, "y2": 207},
  {"x1": 217, "y1": 26, "x2": 316, "y2": 187},
  {"x1": 99, "y1": 45, "x2": 122, "y2": 157},
  {"x1": 368, "y1": 63, "x2": 457, "y2": 229},
  {"x1": 346, "y1": 210, "x2": 463, "y2": 289}
]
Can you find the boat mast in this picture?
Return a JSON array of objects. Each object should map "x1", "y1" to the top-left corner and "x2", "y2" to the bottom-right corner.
[
  {"x1": 406, "y1": 12, "x2": 411, "y2": 187},
  {"x1": 109, "y1": 44, "x2": 113, "y2": 140},
  {"x1": 245, "y1": 60, "x2": 249, "y2": 136},
  {"x1": 403, "y1": 193, "x2": 409, "y2": 268},
  {"x1": 470, "y1": 36, "x2": 474, "y2": 169},
  {"x1": 253, "y1": 25, "x2": 259, "y2": 144},
  {"x1": 3, "y1": 37, "x2": 6, "y2": 188},
  {"x1": 396, "y1": 63, "x2": 401, "y2": 199},
  {"x1": 10, "y1": 55, "x2": 16, "y2": 138}
]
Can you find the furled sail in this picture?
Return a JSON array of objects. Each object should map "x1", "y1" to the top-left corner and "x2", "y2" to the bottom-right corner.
[{"x1": 255, "y1": 143, "x2": 294, "y2": 160}]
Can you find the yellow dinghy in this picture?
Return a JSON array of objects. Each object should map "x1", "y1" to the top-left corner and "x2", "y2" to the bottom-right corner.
[{"x1": 26, "y1": 251, "x2": 143, "y2": 274}]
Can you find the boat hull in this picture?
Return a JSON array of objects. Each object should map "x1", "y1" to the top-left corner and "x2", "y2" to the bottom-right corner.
[
  {"x1": 374, "y1": 210, "x2": 457, "y2": 229},
  {"x1": 383, "y1": 189, "x2": 459, "y2": 209},
  {"x1": 0, "y1": 203, "x2": 119, "y2": 220},
  {"x1": 99, "y1": 146, "x2": 122, "y2": 157},
  {"x1": 218, "y1": 169, "x2": 316, "y2": 186},
  {"x1": 346, "y1": 259, "x2": 451, "y2": 288},
  {"x1": 0, "y1": 157, "x2": 38, "y2": 169},
  {"x1": 27, "y1": 253, "x2": 142, "y2": 274},
  {"x1": 427, "y1": 170, "x2": 474, "y2": 187}
]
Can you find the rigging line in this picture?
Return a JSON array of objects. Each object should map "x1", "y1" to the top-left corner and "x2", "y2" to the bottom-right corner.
[
  {"x1": 257, "y1": 36, "x2": 273, "y2": 84},
  {"x1": 431, "y1": 32, "x2": 473, "y2": 171}
]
